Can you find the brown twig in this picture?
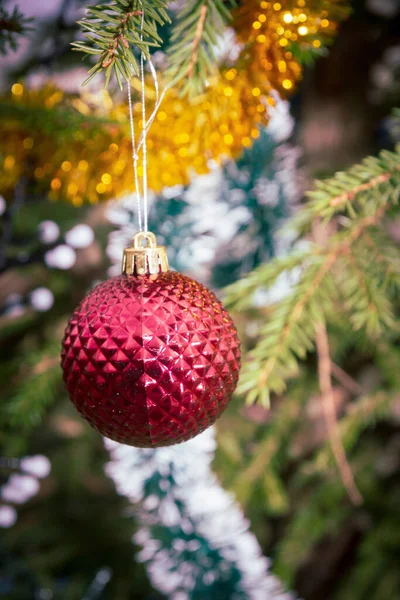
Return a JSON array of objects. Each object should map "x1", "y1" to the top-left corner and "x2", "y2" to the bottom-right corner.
[
  {"x1": 315, "y1": 322, "x2": 363, "y2": 505},
  {"x1": 329, "y1": 168, "x2": 400, "y2": 208},
  {"x1": 34, "y1": 356, "x2": 60, "y2": 375},
  {"x1": 101, "y1": 9, "x2": 143, "y2": 68},
  {"x1": 331, "y1": 363, "x2": 363, "y2": 396},
  {"x1": 186, "y1": 3, "x2": 208, "y2": 78}
]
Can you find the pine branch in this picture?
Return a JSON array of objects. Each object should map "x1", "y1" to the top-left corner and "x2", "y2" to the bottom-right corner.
[
  {"x1": 0, "y1": 5, "x2": 33, "y2": 55},
  {"x1": 361, "y1": 230, "x2": 400, "y2": 291},
  {"x1": 335, "y1": 248, "x2": 396, "y2": 338},
  {"x1": 290, "y1": 145, "x2": 400, "y2": 234},
  {"x1": 223, "y1": 250, "x2": 313, "y2": 311},
  {"x1": 166, "y1": 0, "x2": 236, "y2": 96},
  {"x1": 72, "y1": 0, "x2": 170, "y2": 88},
  {"x1": 273, "y1": 480, "x2": 350, "y2": 587},
  {"x1": 3, "y1": 344, "x2": 62, "y2": 430},
  {"x1": 232, "y1": 388, "x2": 305, "y2": 510},
  {"x1": 1, "y1": 98, "x2": 121, "y2": 138},
  {"x1": 231, "y1": 200, "x2": 393, "y2": 404}
]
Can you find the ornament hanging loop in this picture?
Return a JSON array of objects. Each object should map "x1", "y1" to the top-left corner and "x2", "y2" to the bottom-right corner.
[
  {"x1": 132, "y1": 231, "x2": 157, "y2": 249},
  {"x1": 122, "y1": 231, "x2": 169, "y2": 276}
]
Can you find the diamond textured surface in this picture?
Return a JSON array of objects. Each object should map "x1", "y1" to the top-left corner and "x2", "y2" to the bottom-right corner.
[{"x1": 61, "y1": 272, "x2": 241, "y2": 447}]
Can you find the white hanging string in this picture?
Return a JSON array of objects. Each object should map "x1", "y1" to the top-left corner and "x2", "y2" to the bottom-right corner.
[
  {"x1": 127, "y1": 81, "x2": 142, "y2": 232},
  {"x1": 140, "y1": 50, "x2": 148, "y2": 232},
  {"x1": 126, "y1": 3, "x2": 174, "y2": 233}
]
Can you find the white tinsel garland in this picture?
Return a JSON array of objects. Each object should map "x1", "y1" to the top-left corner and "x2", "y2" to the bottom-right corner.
[{"x1": 105, "y1": 429, "x2": 297, "y2": 600}]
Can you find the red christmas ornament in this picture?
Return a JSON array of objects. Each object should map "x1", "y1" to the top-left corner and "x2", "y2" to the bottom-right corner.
[{"x1": 61, "y1": 232, "x2": 241, "y2": 447}]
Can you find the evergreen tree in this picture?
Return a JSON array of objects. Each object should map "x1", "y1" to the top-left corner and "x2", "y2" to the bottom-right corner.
[{"x1": 1, "y1": 1, "x2": 400, "y2": 599}]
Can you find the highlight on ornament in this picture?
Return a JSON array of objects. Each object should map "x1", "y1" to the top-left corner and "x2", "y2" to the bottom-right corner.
[{"x1": 61, "y1": 232, "x2": 241, "y2": 447}]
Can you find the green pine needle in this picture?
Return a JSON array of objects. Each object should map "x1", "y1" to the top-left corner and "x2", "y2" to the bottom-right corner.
[{"x1": 72, "y1": 0, "x2": 170, "y2": 89}]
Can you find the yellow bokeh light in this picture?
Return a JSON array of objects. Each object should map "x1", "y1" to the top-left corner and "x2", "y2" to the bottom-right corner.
[
  {"x1": 259, "y1": 14, "x2": 266, "y2": 23},
  {"x1": 253, "y1": 21, "x2": 261, "y2": 29},
  {"x1": 283, "y1": 13, "x2": 293, "y2": 23},
  {"x1": 279, "y1": 38, "x2": 289, "y2": 46},
  {"x1": 224, "y1": 134, "x2": 234, "y2": 145},
  {"x1": 282, "y1": 79, "x2": 293, "y2": 90},
  {"x1": 313, "y1": 39, "x2": 321, "y2": 48},
  {"x1": 11, "y1": 83, "x2": 23, "y2": 96},
  {"x1": 101, "y1": 173, "x2": 112, "y2": 184},
  {"x1": 321, "y1": 19, "x2": 330, "y2": 27},
  {"x1": 256, "y1": 34, "x2": 267, "y2": 43},
  {"x1": 299, "y1": 13, "x2": 307, "y2": 22},
  {"x1": 68, "y1": 182, "x2": 78, "y2": 195},
  {"x1": 96, "y1": 182, "x2": 106, "y2": 194},
  {"x1": 298, "y1": 26, "x2": 308, "y2": 35},
  {"x1": 78, "y1": 160, "x2": 89, "y2": 172},
  {"x1": 252, "y1": 87, "x2": 261, "y2": 97},
  {"x1": 273, "y1": 2, "x2": 281, "y2": 10},
  {"x1": 62, "y1": 161, "x2": 72, "y2": 172},
  {"x1": 109, "y1": 143, "x2": 119, "y2": 152},
  {"x1": 225, "y1": 69, "x2": 237, "y2": 80},
  {"x1": 114, "y1": 159, "x2": 126, "y2": 173},
  {"x1": 51, "y1": 178, "x2": 61, "y2": 191},
  {"x1": 224, "y1": 87, "x2": 233, "y2": 97},
  {"x1": 157, "y1": 111, "x2": 167, "y2": 121},
  {"x1": 4, "y1": 155, "x2": 15, "y2": 170}
]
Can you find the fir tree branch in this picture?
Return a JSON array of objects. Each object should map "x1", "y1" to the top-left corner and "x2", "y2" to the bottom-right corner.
[
  {"x1": 72, "y1": 0, "x2": 170, "y2": 87},
  {"x1": 166, "y1": 0, "x2": 236, "y2": 96},
  {"x1": 234, "y1": 205, "x2": 390, "y2": 404},
  {"x1": 0, "y1": 5, "x2": 33, "y2": 55},
  {"x1": 187, "y1": 4, "x2": 208, "y2": 79},
  {"x1": 315, "y1": 321, "x2": 363, "y2": 506},
  {"x1": 223, "y1": 250, "x2": 312, "y2": 311},
  {"x1": 290, "y1": 145, "x2": 400, "y2": 234},
  {"x1": 3, "y1": 344, "x2": 62, "y2": 430},
  {"x1": 232, "y1": 389, "x2": 305, "y2": 508},
  {"x1": 336, "y1": 247, "x2": 396, "y2": 338}
]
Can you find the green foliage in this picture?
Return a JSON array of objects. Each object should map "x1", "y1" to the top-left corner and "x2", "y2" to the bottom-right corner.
[
  {"x1": 290, "y1": 146, "x2": 400, "y2": 234},
  {"x1": 73, "y1": 0, "x2": 238, "y2": 94},
  {"x1": 166, "y1": 0, "x2": 236, "y2": 96},
  {"x1": 71, "y1": 0, "x2": 170, "y2": 88},
  {"x1": 2, "y1": 342, "x2": 62, "y2": 431},
  {"x1": 0, "y1": 98, "x2": 120, "y2": 139},
  {"x1": 225, "y1": 145, "x2": 400, "y2": 405},
  {"x1": 0, "y1": 4, "x2": 33, "y2": 55}
]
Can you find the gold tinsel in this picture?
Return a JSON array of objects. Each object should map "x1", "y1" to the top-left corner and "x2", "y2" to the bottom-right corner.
[
  {"x1": 233, "y1": 0, "x2": 350, "y2": 96},
  {"x1": 0, "y1": 0, "x2": 349, "y2": 203},
  {"x1": 1, "y1": 75, "x2": 272, "y2": 203}
]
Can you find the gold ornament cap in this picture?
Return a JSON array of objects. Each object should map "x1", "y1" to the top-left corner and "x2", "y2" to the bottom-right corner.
[{"x1": 122, "y1": 231, "x2": 169, "y2": 276}]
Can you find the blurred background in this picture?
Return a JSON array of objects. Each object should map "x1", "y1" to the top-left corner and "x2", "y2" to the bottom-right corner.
[{"x1": 0, "y1": 0, "x2": 400, "y2": 599}]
